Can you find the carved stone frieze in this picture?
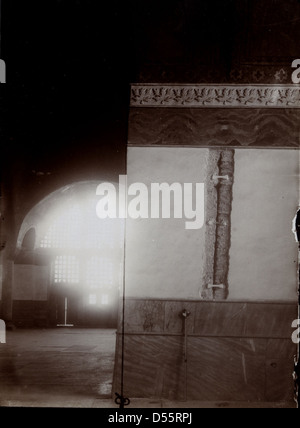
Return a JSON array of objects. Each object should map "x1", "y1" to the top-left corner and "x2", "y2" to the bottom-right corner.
[{"x1": 131, "y1": 84, "x2": 300, "y2": 108}]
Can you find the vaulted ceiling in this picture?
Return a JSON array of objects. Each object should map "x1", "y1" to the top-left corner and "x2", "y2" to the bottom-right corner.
[{"x1": 1, "y1": 0, "x2": 299, "y2": 175}]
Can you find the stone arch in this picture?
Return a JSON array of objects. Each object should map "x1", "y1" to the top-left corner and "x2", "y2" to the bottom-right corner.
[{"x1": 21, "y1": 228, "x2": 36, "y2": 251}]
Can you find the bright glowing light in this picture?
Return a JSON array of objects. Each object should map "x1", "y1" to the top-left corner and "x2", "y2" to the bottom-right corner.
[
  {"x1": 89, "y1": 294, "x2": 97, "y2": 305},
  {"x1": 86, "y1": 256, "x2": 113, "y2": 289},
  {"x1": 38, "y1": 188, "x2": 123, "y2": 296},
  {"x1": 100, "y1": 294, "x2": 109, "y2": 305}
]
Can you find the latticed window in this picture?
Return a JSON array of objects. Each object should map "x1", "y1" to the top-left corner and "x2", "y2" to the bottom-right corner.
[
  {"x1": 38, "y1": 196, "x2": 123, "y2": 292},
  {"x1": 54, "y1": 255, "x2": 79, "y2": 284},
  {"x1": 39, "y1": 201, "x2": 121, "y2": 250},
  {"x1": 88, "y1": 294, "x2": 97, "y2": 305},
  {"x1": 40, "y1": 205, "x2": 81, "y2": 249}
]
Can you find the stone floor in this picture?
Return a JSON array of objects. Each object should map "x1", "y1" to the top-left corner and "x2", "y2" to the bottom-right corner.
[{"x1": 0, "y1": 328, "x2": 297, "y2": 409}]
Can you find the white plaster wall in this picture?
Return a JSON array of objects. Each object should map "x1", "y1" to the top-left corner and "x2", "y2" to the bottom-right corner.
[
  {"x1": 228, "y1": 149, "x2": 299, "y2": 301},
  {"x1": 125, "y1": 147, "x2": 208, "y2": 299},
  {"x1": 13, "y1": 265, "x2": 49, "y2": 300}
]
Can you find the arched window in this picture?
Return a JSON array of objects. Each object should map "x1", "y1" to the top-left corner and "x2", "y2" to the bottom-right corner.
[{"x1": 15, "y1": 181, "x2": 123, "y2": 326}]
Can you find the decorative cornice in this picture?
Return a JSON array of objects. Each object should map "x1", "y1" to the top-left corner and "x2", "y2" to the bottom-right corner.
[{"x1": 130, "y1": 84, "x2": 300, "y2": 108}]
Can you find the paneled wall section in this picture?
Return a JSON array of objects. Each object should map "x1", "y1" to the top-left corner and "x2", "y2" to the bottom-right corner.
[{"x1": 113, "y1": 299, "x2": 297, "y2": 402}]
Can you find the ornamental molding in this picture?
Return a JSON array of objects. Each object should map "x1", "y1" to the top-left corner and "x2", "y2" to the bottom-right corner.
[{"x1": 130, "y1": 84, "x2": 300, "y2": 108}]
